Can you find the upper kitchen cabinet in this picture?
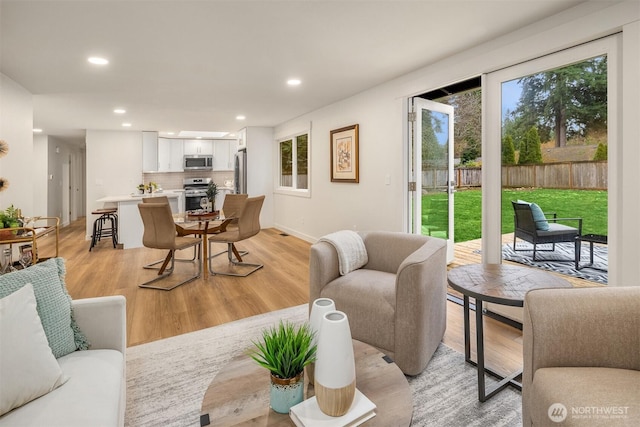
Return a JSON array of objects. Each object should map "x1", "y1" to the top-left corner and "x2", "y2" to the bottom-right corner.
[
  {"x1": 212, "y1": 139, "x2": 238, "y2": 170},
  {"x1": 158, "y1": 138, "x2": 184, "y2": 172},
  {"x1": 184, "y1": 139, "x2": 213, "y2": 155},
  {"x1": 142, "y1": 131, "x2": 159, "y2": 172}
]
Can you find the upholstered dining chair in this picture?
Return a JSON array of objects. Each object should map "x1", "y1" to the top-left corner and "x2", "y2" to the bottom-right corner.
[
  {"x1": 141, "y1": 196, "x2": 196, "y2": 268},
  {"x1": 208, "y1": 195, "x2": 265, "y2": 277},
  {"x1": 142, "y1": 195, "x2": 169, "y2": 204},
  {"x1": 210, "y1": 193, "x2": 249, "y2": 259},
  {"x1": 220, "y1": 193, "x2": 248, "y2": 225},
  {"x1": 310, "y1": 231, "x2": 448, "y2": 376},
  {"x1": 138, "y1": 202, "x2": 202, "y2": 290}
]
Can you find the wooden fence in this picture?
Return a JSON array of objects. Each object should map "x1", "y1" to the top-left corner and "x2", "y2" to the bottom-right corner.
[{"x1": 422, "y1": 161, "x2": 608, "y2": 190}]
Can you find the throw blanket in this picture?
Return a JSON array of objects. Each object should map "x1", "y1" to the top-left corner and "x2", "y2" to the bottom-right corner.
[{"x1": 319, "y1": 230, "x2": 368, "y2": 275}]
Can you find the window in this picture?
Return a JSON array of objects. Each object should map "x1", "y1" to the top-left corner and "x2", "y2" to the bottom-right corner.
[{"x1": 278, "y1": 132, "x2": 310, "y2": 194}]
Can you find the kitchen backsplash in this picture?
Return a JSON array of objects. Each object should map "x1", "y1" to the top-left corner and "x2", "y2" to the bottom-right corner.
[{"x1": 142, "y1": 170, "x2": 235, "y2": 191}]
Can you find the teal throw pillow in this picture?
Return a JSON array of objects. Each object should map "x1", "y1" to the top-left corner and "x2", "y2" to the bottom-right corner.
[
  {"x1": 0, "y1": 258, "x2": 89, "y2": 358},
  {"x1": 529, "y1": 203, "x2": 550, "y2": 231}
]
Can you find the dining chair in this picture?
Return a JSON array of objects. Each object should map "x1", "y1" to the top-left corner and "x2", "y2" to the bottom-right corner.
[
  {"x1": 210, "y1": 193, "x2": 249, "y2": 259},
  {"x1": 142, "y1": 195, "x2": 169, "y2": 204},
  {"x1": 141, "y1": 196, "x2": 196, "y2": 268},
  {"x1": 208, "y1": 195, "x2": 265, "y2": 277},
  {"x1": 138, "y1": 202, "x2": 202, "y2": 290}
]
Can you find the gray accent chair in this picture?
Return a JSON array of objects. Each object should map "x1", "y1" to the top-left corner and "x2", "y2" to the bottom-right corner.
[
  {"x1": 512, "y1": 201, "x2": 582, "y2": 261},
  {"x1": 523, "y1": 287, "x2": 640, "y2": 426},
  {"x1": 310, "y1": 231, "x2": 447, "y2": 376}
]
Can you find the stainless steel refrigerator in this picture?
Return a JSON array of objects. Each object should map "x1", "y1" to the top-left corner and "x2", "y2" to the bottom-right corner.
[{"x1": 234, "y1": 149, "x2": 247, "y2": 194}]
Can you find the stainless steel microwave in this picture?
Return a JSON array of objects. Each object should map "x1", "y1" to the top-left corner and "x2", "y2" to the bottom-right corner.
[{"x1": 184, "y1": 155, "x2": 213, "y2": 170}]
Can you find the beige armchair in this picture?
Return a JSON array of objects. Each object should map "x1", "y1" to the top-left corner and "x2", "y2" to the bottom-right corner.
[
  {"x1": 310, "y1": 231, "x2": 447, "y2": 376},
  {"x1": 523, "y1": 287, "x2": 640, "y2": 426}
]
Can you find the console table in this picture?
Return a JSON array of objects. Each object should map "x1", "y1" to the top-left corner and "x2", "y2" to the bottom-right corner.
[{"x1": 200, "y1": 340, "x2": 413, "y2": 426}]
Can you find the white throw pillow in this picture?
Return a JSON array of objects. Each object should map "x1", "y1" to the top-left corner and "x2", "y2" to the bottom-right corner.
[{"x1": 0, "y1": 283, "x2": 68, "y2": 416}]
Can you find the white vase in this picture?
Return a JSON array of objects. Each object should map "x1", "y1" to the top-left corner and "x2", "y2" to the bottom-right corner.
[
  {"x1": 307, "y1": 298, "x2": 336, "y2": 385},
  {"x1": 314, "y1": 311, "x2": 356, "y2": 417}
]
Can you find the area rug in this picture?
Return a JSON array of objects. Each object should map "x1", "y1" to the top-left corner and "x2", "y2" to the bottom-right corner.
[
  {"x1": 502, "y1": 242, "x2": 608, "y2": 284},
  {"x1": 125, "y1": 305, "x2": 522, "y2": 427}
]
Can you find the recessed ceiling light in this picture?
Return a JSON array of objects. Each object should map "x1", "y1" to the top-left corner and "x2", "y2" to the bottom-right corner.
[
  {"x1": 113, "y1": 108, "x2": 126, "y2": 114},
  {"x1": 122, "y1": 123, "x2": 132, "y2": 127},
  {"x1": 88, "y1": 56, "x2": 109, "y2": 65},
  {"x1": 165, "y1": 132, "x2": 175, "y2": 136},
  {"x1": 33, "y1": 128, "x2": 43, "y2": 133},
  {"x1": 196, "y1": 136, "x2": 202, "y2": 139},
  {"x1": 287, "y1": 79, "x2": 301, "y2": 86},
  {"x1": 236, "y1": 115, "x2": 246, "y2": 120}
]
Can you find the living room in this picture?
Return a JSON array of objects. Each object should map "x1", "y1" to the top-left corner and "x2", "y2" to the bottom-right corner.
[{"x1": 1, "y1": 1, "x2": 639, "y2": 426}]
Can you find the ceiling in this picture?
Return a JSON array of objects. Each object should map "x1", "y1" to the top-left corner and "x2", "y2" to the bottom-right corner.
[{"x1": 1, "y1": 0, "x2": 587, "y2": 146}]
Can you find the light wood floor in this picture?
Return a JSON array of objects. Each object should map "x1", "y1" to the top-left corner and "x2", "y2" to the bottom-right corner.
[{"x1": 39, "y1": 218, "x2": 599, "y2": 378}]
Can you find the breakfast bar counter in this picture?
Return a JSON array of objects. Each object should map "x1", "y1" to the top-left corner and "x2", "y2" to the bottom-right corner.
[{"x1": 96, "y1": 192, "x2": 181, "y2": 249}]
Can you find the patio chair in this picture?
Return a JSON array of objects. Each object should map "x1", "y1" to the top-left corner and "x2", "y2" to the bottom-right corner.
[{"x1": 512, "y1": 201, "x2": 582, "y2": 261}]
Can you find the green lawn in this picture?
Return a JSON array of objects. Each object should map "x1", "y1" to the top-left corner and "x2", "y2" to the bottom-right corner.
[{"x1": 423, "y1": 188, "x2": 608, "y2": 243}]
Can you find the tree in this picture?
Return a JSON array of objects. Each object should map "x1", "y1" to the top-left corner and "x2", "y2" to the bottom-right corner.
[
  {"x1": 461, "y1": 136, "x2": 480, "y2": 165},
  {"x1": 502, "y1": 135, "x2": 516, "y2": 165},
  {"x1": 422, "y1": 109, "x2": 447, "y2": 168},
  {"x1": 593, "y1": 143, "x2": 608, "y2": 161},
  {"x1": 512, "y1": 56, "x2": 607, "y2": 147},
  {"x1": 518, "y1": 126, "x2": 543, "y2": 165}
]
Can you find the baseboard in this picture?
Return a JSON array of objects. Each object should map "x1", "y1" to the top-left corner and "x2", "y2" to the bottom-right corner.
[{"x1": 272, "y1": 224, "x2": 316, "y2": 243}]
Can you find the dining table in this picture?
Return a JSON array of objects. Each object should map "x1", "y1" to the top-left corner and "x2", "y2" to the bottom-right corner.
[{"x1": 174, "y1": 212, "x2": 232, "y2": 280}]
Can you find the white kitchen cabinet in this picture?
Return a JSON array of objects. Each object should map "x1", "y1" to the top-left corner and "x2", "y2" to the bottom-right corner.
[
  {"x1": 158, "y1": 138, "x2": 184, "y2": 171},
  {"x1": 142, "y1": 131, "x2": 159, "y2": 172},
  {"x1": 184, "y1": 139, "x2": 213, "y2": 155},
  {"x1": 213, "y1": 139, "x2": 237, "y2": 170}
]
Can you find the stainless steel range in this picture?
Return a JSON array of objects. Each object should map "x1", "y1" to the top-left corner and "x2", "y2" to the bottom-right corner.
[{"x1": 183, "y1": 177, "x2": 211, "y2": 211}]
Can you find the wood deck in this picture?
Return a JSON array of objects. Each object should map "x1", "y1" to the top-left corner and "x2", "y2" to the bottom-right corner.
[{"x1": 449, "y1": 232, "x2": 601, "y2": 288}]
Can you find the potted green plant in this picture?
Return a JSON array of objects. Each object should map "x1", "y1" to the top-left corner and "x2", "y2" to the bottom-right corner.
[
  {"x1": 137, "y1": 183, "x2": 145, "y2": 194},
  {"x1": 250, "y1": 321, "x2": 316, "y2": 414},
  {"x1": 0, "y1": 204, "x2": 22, "y2": 237},
  {"x1": 206, "y1": 182, "x2": 219, "y2": 212}
]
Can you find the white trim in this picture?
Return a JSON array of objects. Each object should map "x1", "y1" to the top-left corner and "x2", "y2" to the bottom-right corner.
[
  {"x1": 484, "y1": 35, "x2": 620, "y2": 269},
  {"x1": 274, "y1": 129, "x2": 311, "y2": 198}
]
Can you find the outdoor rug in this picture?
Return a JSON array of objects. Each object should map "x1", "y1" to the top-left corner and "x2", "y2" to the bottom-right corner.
[
  {"x1": 502, "y1": 242, "x2": 608, "y2": 284},
  {"x1": 125, "y1": 304, "x2": 522, "y2": 427}
]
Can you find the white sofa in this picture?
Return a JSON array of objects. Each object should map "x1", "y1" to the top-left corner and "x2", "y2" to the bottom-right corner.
[{"x1": 0, "y1": 295, "x2": 126, "y2": 427}]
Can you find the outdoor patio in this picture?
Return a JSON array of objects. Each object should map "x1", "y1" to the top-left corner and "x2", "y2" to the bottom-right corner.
[{"x1": 449, "y1": 232, "x2": 603, "y2": 289}]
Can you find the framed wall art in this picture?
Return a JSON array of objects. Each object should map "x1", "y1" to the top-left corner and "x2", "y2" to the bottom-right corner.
[{"x1": 330, "y1": 124, "x2": 359, "y2": 183}]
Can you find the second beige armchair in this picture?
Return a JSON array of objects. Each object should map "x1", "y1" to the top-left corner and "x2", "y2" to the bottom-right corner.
[
  {"x1": 310, "y1": 231, "x2": 448, "y2": 376},
  {"x1": 523, "y1": 286, "x2": 640, "y2": 426}
]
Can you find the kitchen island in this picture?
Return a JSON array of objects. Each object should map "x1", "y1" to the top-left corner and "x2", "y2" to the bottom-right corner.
[{"x1": 96, "y1": 192, "x2": 182, "y2": 249}]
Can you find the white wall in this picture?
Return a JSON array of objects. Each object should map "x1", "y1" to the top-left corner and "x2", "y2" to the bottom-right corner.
[
  {"x1": 0, "y1": 74, "x2": 35, "y2": 214},
  {"x1": 32, "y1": 134, "x2": 48, "y2": 216},
  {"x1": 46, "y1": 136, "x2": 84, "y2": 225},
  {"x1": 274, "y1": 85, "x2": 404, "y2": 242},
  {"x1": 273, "y1": 1, "x2": 640, "y2": 285},
  {"x1": 85, "y1": 130, "x2": 142, "y2": 237},
  {"x1": 246, "y1": 126, "x2": 274, "y2": 228}
]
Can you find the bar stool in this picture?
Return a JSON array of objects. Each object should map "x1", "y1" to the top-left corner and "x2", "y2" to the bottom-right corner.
[{"x1": 89, "y1": 208, "x2": 118, "y2": 251}]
